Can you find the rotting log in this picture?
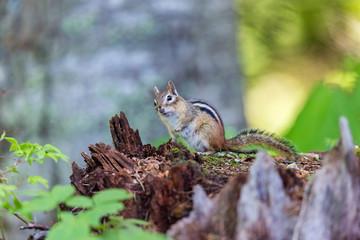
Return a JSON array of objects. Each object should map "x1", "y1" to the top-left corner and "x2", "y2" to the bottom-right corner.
[
  {"x1": 71, "y1": 112, "x2": 360, "y2": 239},
  {"x1": 70, "y1": 112, "x2": 213, "y2": 230}
]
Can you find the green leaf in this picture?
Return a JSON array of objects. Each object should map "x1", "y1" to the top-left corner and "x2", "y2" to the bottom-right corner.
[
  {"x1": 5, "y1": 137, "x2": 20, "y2": 152},
  {"x1": 17, "y1": 190, "x2": 50, "y2": 196},
  {"x1": 28, "y1": 176, "x2": 49, "y2": 188},
  {"x1": 0, "y1": 184, "x2": 17, "y2": 199},
  {"x1": 18, "y1": 185, "x2": 74, "y2": 215},
  {"x1": 92, "y1": 189, "x2": 132, "y2": 206},
  {"x1": 120, "y1": 218, "x2": 149, "y2": 226},
  {"x1": 91, "y1": 202, "x2": 124, "y2": 216},
  {"x1": 44, "y1": 152, "x2": 58, "y2": 162},
  {"x1": 47, "y1": 216, "x2": 100, "y2": 240},
  {"x1": 8, "y1": 165, "x2": 19, "y2": 174},
  {"x1": 13, "y1": 197, "x2": 22, "y2": 209},
  {"x1": 105, "y1": 216, "x2": 149, "y2": 229},
  {"x1": 101, "y1": 225, "x2": 166, "y2": 240},
  {"x1": 4, "y1": 137, "x2": 19, "y2": 146},
  {"x1": 0, "y1": 131, "x2": 5, "y2": 141},
  {"x1": 43, "y1": 144, "x2": 69, "y2": 163},
  {"x1": 1, "y1": 201, "x2": 13, "y2": 211},
  {"x1": 58, "y1": 211, "x2": 75, "y2": 222},
  {"x1": 65, "y1": 195, "x2": 93, "y2": 208},
  {"x1": 77, "y1": 210, "x2": 103, "y2": 227},
  {"x1": 20, "y1": 193, "x2": 57, "y2": 214},
  {"x1": 286, "y1": 79, "x2": 360, "y2": 151},
  {"x1": 50, "y1": 185, "x2": 75, "y2": 203}
]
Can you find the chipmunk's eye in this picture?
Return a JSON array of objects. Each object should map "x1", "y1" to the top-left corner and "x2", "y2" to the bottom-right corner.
[{"x1": 166, "y1": 95, "x2": 172, "y2": 101}]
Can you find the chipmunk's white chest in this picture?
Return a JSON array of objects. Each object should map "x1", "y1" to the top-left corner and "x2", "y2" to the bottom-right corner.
[
  {"x1": 178, "y1": 122, "x2": 210, "y2": 152},
  {"x1": 160, "y1": 113, "x2": 210, "y2": 152}
]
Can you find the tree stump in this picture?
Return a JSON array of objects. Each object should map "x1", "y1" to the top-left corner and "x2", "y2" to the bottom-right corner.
[{"x1": 70, "y1": 112, "x2": 360, "y2": 239}]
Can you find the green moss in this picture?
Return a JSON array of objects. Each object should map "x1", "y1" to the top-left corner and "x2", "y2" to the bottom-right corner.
[
  {"x1": 202, "y1": 168, "x2": 209, "y2": 175},
  {"x1": 355, "y1": 146, "x2": 360, "y2": 157},
  {"x1": 170, "y1": 148, "x2": 180, "y2": 153},
  {"x1": 202, "y1": 155, "x2": 227, "y2": 166}
]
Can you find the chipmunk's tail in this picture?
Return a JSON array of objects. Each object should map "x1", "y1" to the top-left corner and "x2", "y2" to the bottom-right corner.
[{"x1": 224, "y1": 129, "x2": 298, "y2": 160}]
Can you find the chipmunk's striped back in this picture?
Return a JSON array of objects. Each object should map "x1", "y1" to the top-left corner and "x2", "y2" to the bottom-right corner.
[{"x1": 189, "y1": 99, "x2": 223, "y2": 126}]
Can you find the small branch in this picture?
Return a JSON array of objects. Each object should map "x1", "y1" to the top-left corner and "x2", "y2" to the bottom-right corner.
[
  {"x1": 0, "y1": 217, "x2": 5, "y2": 240},
  {"x1": 133, "y1": 172, "x2": 145, "y2": 192},
  {"x1": 19, "y1": 223, "x2": 50, "y2": 231},
  {"x1": 13, "y1": 213, "x2": 29, "y2": 225},
  {"x1": 15, "y1": 213, "x2": 50, "y2": 231},
  {"x1": 0, "y1": 158, "x2": 23, "y2": 177}
]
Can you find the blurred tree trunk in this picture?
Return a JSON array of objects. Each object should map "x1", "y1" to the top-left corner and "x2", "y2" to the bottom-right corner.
[
  {"x1": 0, "y1": 0, "x2": 59, "y2": 142},
  {"x1": 0, "y1": 1, "x2": 61, "y2": 238}
]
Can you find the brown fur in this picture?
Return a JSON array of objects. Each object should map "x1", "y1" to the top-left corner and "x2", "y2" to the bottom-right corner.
[{"x1": 224, "y1": 132, "x2": 298, "y2": 160}]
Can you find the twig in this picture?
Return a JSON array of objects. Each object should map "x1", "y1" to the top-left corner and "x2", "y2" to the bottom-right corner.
[
  {"x1": 134, "y1": 170, "x2": 145, "y2": 192},
  {"x1": 0, "y1": 158, "x2": 23, "y2": 177},
  {"x1": 15, "y1": 213, "x2": 50, "y2": 231},
  {"x1": 19, "y1": 223, "x2": 50, "y2": 231},
  {"x1": 0, "y1": 217, "x2": 5, "y2": 240},
  {"x1": 13, "y1": 213, "x2": 29, "y2": 225}
]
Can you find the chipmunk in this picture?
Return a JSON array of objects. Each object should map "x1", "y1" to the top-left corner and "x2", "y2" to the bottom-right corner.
[{"x1": 153, "y1": 81, "x2": 298, "y2": 160}]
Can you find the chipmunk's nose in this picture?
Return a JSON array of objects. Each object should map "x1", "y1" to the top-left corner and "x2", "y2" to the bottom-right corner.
[{"x1": 158, "y1": 107, "x2": 165, "y2": 114}]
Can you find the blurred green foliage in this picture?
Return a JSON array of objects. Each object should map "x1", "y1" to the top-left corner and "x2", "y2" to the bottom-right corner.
[
  {"x1": 286, "y1": 60, "x2": 360, "y2": 151},
  {"x1": 238, "y1": 0, "x2": 360, "y2": 79},
  {"x1": 237, "y1": 0, "x2": 360, "y2": 152}
]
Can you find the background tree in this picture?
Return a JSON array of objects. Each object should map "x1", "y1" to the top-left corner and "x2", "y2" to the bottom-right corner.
[{"x1": 0, "y1": 0, "x2": 244, "y2": 237}]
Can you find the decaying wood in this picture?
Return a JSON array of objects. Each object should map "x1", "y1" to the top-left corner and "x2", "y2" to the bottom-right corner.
[
  {"x1": 167, "y1": 173, "x2": 248, "y2": 240},
  {"x1": 293, "y1": 117, "x2": 360, "y2": 240},
  {"x1": 235, "y1": 151, "x2": 296, "y2": 240},
  {"x1": 68, "y1": 112, "x2": 360, "y2": 239},
  {"x1": 70, "y1": 112, "x2": 214, "y2": 229},
  {"x1": 109, "y1": 111, "x2": 156, "y2": 158},
  {"x1": 168, "y1": 151, "x2": 296, "y2": 240}
]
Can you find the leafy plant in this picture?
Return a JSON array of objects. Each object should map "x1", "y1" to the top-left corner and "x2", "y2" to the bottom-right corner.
[
  {"x1": 0, "y1": 132, "x2": 166, "y2": 239},
  {"x1": 18, "y1": 186, "x2": 165, "y2": 240},
  {"x1": 0, "y1": 131, "x2": 69, "y2": 217},
  {"x1": 286, "y1": 63, "x2": 360, "y2": 152}
]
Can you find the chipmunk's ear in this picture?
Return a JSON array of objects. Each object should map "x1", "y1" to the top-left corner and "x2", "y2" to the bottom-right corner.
[
  {"x1": 167, "y1": 81, "x2": 178, "y2": 96},
  {"x1": 154, "y1": 86, "x2": 160, "y2": 95}
]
